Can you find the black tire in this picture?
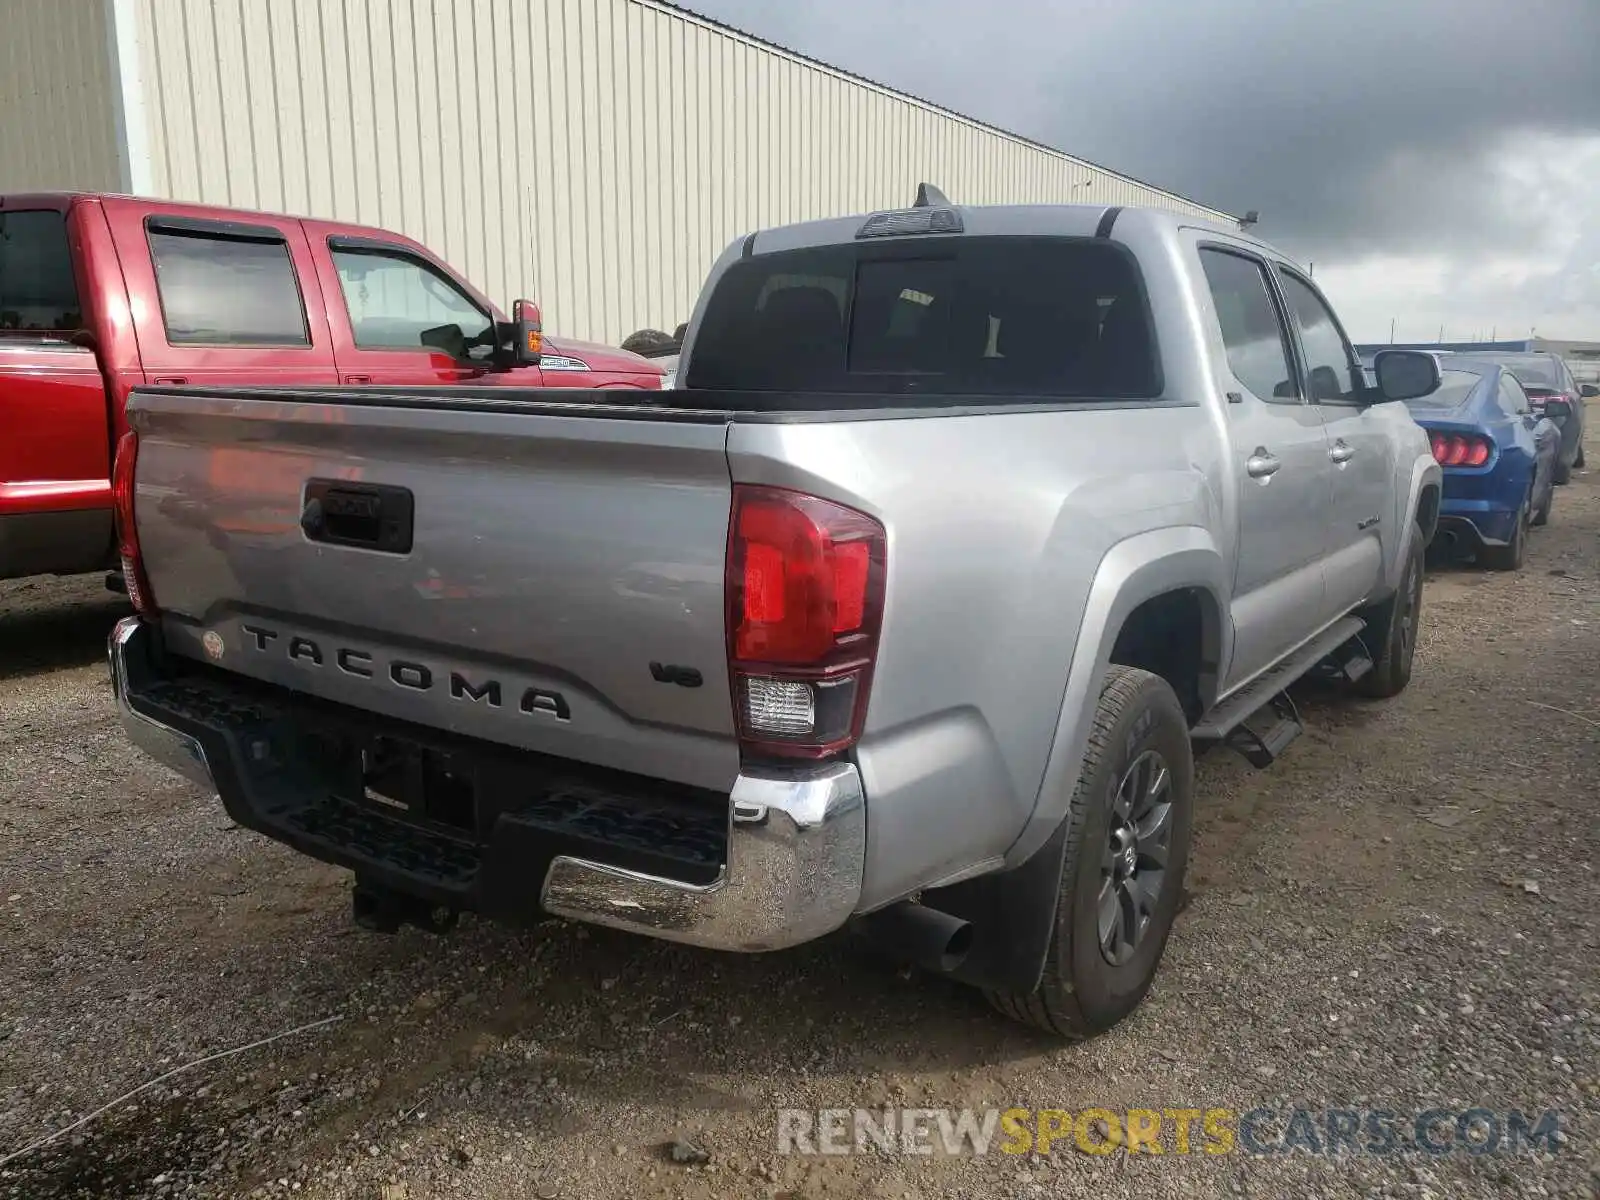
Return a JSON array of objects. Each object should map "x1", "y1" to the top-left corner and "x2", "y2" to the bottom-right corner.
[
  {"x1": 1358, "y1": 521, "x2": 1425, "y2": 698},
  {"x1": 1575, "y1": 445, "x2": 1585, "y2": 469},
  {"x1": 1480, "y1": 497, "x2": 1529, "y2": 572},
  {"x1": 1553, "y1": 459, "x2": 1571, "y2": 485},
  {"x1": 984, "y1": 666, "x2": 1193, "y2": 1039}
]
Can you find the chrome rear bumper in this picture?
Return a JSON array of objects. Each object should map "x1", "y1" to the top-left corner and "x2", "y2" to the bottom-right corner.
[
  {"x1": 109, "y1": 616, "x2": 215, "y2": 791},
  {"x1": 541, "y1": 764, "x2": 865, "y2": 951},
  {"x1": 108, "y1": 615, "x2": 865, "y2": 952}
]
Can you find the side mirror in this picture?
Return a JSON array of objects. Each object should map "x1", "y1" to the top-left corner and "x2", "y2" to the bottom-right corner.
[
  {"x1": 1580, "y1": 383, "x2": 1598, "y2": 399},
  {"x1": 1541, "y1": 397, "x2": 1572, "y2": 422},
  {"x1": 419, "y1": 323, "x2": 468, "y2": 360},
  {"x1": 1373, "y1": 349, "x2": 1440, "y2": 402},
  {"x1": 504, "y1": 299, "x2": 542, "y2": 367}
]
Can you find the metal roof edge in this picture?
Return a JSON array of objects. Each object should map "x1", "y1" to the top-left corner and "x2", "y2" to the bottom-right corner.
[{"x1": 633, "y1": 0, "x2": 1234, "y2": 225}]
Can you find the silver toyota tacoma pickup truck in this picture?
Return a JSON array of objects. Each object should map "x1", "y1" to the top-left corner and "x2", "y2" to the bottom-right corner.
[{"x1": 110, "y1": 196, "x2": 1443, "y2": 1038}]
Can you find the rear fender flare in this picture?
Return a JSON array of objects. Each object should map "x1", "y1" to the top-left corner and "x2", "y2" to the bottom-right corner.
[
  {"x1": 1008, "y1": 526, "x2": 1229, "y2": 869},
  {"x1": 1390, "y1": 454, "x2": 1443, "y2": 591},
  {"x1": 927, "y1": 526, "x2": 1227, "y2": 995}
]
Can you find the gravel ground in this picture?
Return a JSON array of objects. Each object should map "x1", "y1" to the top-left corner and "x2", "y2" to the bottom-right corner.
[{"x1": 1, "y1": 415, "x2": 1596, "y2": 1200}]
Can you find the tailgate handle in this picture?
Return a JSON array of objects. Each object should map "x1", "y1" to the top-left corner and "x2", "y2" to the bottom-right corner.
[{"x1": 302, "y1": 480, "x2": 414, "y2": 554}]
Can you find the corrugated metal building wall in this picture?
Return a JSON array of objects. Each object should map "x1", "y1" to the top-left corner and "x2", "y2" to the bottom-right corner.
[
  {"x1": 0, "y1": 1, "x2": 124, "y2": 194},
  {"x1": 7, "y1": 0, "x2": 1231, "y2": 345}
]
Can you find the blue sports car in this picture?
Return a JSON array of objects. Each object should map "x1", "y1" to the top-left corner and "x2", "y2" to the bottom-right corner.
[{"x1": 1407, "y1": 355, "x2": 1560, "y2": 570}]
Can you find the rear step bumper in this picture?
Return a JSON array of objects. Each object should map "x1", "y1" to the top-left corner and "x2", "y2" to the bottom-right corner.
[{"x1": 109, "y1": 616, "x2": 865, "y2": 952}]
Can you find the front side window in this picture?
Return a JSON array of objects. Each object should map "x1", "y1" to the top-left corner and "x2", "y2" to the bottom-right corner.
[
  {"x1": 685, "y1": 236, "x2": 1160, "y2": 400},
  {"x1": 1199, "y1": 248, "x2": 1297, "y2": 402},
  {"x1": 331, "y1": 247, "x2": 494, "y2": 357},
  {"x1": 148, "y1": 228, "x2": 309, "y2": 345},
  {"x1": 0, "y1": 210, "x2": 83, "y2": 336},
  {"x1": 1277, "y1": 270, "x2": 1360, "y2": 402}
]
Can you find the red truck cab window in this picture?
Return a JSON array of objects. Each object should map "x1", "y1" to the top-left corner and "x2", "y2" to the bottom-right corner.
[
  {"x1": 326, "y1": 241, "x2": 496, "y2": 377},
  {"x1": 311, "y1": 233, "x2": 525, "y2": 386},
  {"x1": 105, "y1": 201, "x2": 338, "y2": 390},
  {"x1": 148, "y1": 225, "x2": 311, "y2": 346}
]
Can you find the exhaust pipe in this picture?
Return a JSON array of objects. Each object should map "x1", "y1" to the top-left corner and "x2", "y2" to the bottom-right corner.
[{"x1": 857, "y1": 901, "x2": 973, "y2": 974}]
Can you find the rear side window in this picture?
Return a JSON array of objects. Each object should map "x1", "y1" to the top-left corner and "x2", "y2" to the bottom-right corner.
[
  {"x1": 0, "y1": 210, "x2": 83, "y2": 336},
  {"x1": 148, "y1": 227, "x2": 309, "y2": 345},
  {"x1": 1498, "y1": 375, "x2": 1531, "y2": 415},
  {"x1": 1199, "y1": 248, "x2": 1297, "y2": 402},
  {"x1": 685, "y1": 236, "x2": 1160, "y2": 400}
]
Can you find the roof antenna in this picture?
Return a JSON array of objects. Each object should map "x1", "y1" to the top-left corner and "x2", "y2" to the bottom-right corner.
[
  {"x1": 914, "y1": 182, "x2": 950, "y2": 208},
  {"x1": 1238, "y1": 210, "x2": 1260, "y2": 231}
]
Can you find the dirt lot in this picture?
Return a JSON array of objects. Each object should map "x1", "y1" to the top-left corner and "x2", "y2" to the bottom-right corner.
[{"x1": 2, "y1": 420, "x2": 1596, "y2": 1200}]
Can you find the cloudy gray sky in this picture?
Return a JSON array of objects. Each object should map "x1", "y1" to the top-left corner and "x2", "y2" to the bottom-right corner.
[{"x1": 687, "y1": 0, "x2": 1600, "y2": 344}]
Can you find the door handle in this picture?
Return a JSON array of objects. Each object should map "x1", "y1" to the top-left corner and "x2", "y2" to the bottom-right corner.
[
  {"x1": 343, "y1": 374, "x2": 372, "y2": 384},
  {"x1": 152, "y1": 376, "x2": 188, "y2": 385},
  {"x1": 1329, "y1": 440, "x2": 1354, "y2": 464},
  {"x1": 1246, "y1": 448, "x2": 1282, "y2": 479}
]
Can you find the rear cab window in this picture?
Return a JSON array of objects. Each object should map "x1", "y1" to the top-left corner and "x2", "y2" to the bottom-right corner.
[
  {"x1": 0, "y1": 210, "x2": 84, "y2": 339},
  {"x1": 147, "y1": 220, "x2": 310, "y2": 345},
  {"x1": 684, "y1": 236, "x2": 1161, "y2": 402}
]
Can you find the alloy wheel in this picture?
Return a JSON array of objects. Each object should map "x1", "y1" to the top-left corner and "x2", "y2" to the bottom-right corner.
[{"x1": 1098, "y1": 750, "x2": 1173, "y2": 966}]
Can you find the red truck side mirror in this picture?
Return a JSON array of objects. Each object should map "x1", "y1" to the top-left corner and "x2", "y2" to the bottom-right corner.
[{"x1": 506, "y1": 299, "x2": 542, "y2": 367}]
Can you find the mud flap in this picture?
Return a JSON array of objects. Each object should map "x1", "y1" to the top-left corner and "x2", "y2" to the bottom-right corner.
[{"x1": 922, "y1": 814, "x2": 1071, "y2": 995}]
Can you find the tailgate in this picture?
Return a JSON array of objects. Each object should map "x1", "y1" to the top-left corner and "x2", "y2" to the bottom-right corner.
[{"x1": 128, "y1": 388, "x2": 740, "y2": 792}]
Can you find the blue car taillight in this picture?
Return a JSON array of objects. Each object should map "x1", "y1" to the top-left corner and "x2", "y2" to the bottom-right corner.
[{"x1": 1430, "y1": 432, "x2": 1491, "y2": 468}]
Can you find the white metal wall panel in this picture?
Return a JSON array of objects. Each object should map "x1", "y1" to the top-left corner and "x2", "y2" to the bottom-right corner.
[
  {"x1": 0, "y1": 0, "x2": 121, "y2": 192},
  {"x1": 126, "y1": 0, "x2": 1232, "y2": 345}
]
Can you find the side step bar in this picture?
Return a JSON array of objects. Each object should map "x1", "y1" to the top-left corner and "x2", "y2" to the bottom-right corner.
[
  {"x1": 1192, "y1": 616, "x2": 1369, "y2": 766},
  {"x1": 1223, "y1": 693, "x2": 1302, "y2": 768},
  {"x1": 1313, "y1": 635, "x2": 1375, "y2": 686}
]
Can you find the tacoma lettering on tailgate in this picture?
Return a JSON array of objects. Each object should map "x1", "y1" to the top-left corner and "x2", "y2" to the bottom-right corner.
[{"x1": 238, "y1": 623, "x2": 571, "y2": 721}]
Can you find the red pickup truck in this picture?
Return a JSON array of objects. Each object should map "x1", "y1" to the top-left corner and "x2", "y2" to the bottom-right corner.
[{"x1": 0, "y1": 192, "x2": 662, "y2": 582}]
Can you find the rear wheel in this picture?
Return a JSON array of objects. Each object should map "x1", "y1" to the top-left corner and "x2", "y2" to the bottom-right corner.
[
  {"x1": 984, "y1": 666, "x2": 1193, "y2": 1039},
  {"x1": 1554, "y1": 459, "x2": 1572, "y2": 485},
  {"x1": 1480, "y1": 497, "x2": 1529, "y2": 571},
  {"x1": 1358, "y1": 521, "x2": 1424, "y2": 698},
  {"x1": 1576, "y1": 445, "x2": 1586, "y2": 469}
]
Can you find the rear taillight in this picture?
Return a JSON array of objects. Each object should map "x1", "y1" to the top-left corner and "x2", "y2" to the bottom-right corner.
[
  {"x1": 112, "y1": 429, "x2": 158, "y2": 614},
  {"x1": 726, "y1": 485, "x2": 886, "y2": 759},
  {"x1": 1429, "y1": 432, "x2": 1492, "y2": 468}
]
